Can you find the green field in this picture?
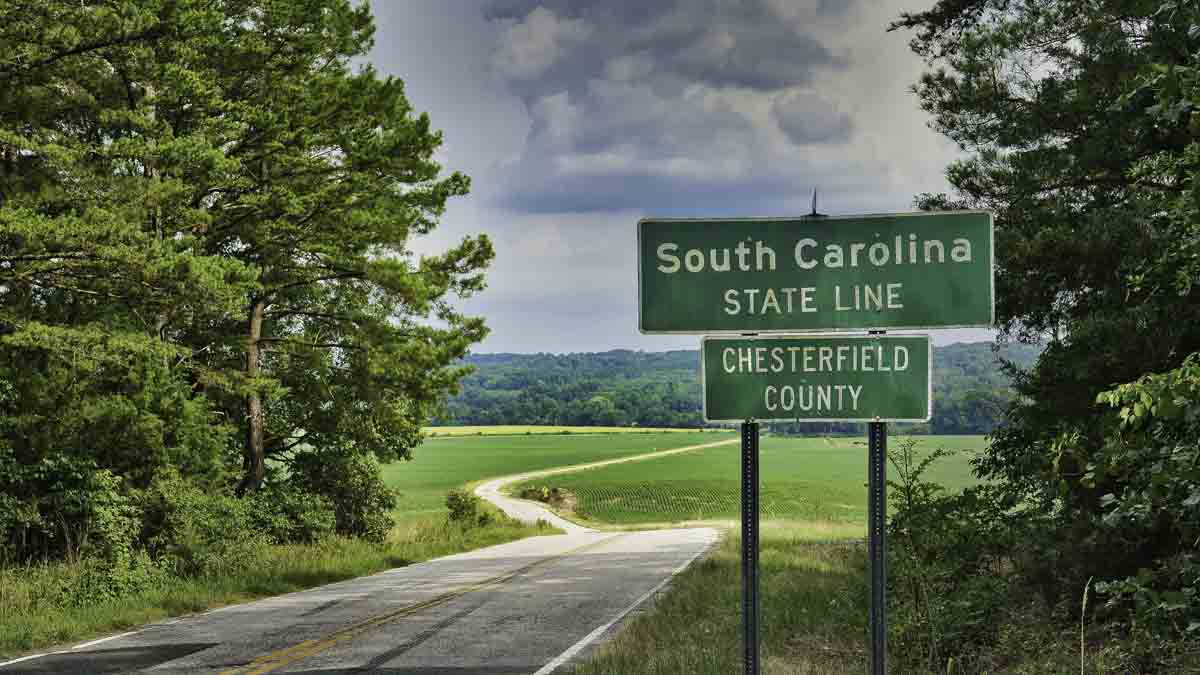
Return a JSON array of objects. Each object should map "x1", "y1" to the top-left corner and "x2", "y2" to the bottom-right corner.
[
  {"x1": 423, "y1": 425, "x2": 711, "y2": 436},
  {"x1": 515, "y1": 434, "x2": 985, "y2": 526},
  {"x1": 383, "y1": 431, "x2": 732, "y2": 518}
]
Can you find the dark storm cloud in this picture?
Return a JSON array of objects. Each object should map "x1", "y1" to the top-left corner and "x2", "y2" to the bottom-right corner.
[
  {"x1": 484, "y1": 0, "x2": 846, "y2": 92},
  {"x1": 771, "y1": 92, "x2": 853, "y2": 145},
  {"x1": 481, "y1": 0, "x2": 866, "y2": 214},
  {"x1": 365, "y1": 3, "x2": 976, "y2": 352}
]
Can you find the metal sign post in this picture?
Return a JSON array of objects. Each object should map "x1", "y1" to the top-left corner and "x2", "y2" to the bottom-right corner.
[
  {"x1": 741, "y1": 421, "x2": 760, "y2": 675},
  {"x1": 868, "y1": 420, "x2": 887, "y2": 675}
]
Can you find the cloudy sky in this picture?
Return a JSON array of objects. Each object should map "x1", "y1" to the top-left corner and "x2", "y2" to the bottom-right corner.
[{"x1": 367, "y1": 0, "x2": 991, "y2": 354}]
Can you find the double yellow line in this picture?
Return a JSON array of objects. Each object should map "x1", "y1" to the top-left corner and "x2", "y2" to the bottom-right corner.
[{"x1": 220, "y1": 535, "x2": 621, "y2": 675}]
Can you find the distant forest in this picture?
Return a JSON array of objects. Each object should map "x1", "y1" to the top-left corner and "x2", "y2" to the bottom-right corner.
[{"x1": 439, "y1": 341, "x2": 1041, "y2": 435}]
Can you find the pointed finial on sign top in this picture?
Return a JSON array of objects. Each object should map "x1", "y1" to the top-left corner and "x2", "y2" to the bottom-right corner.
[{"x1": 808, "y1": 187, "x2": 826, "y2": 218}]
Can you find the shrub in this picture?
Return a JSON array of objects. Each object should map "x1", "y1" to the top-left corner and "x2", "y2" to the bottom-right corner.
[
  {"x1": 446, "y1": 489, "x2": 492, "y2": 528},
  {"x1": 518, "y1": 485, "x2": 566, "y2": 505},
  {"x1": 887, "y1": 438, "x2": 1016, "y2": 670},
  {"x1": 1090, "y1": 352, "x2": 1200, "y2": 639},
  {"x1": 247, "y1": 483, "x2": 336, "y2": 545},
  {"x1": 289, "y1": 451, "x2": 396, "y2": 542},
  {"x1": 53, "y1": 551, "x2": 169, "y2": 608},
  {"x1": 144, "y1": 475, "x2": 268, "y2": 578},
  {"x1": 0, "y1": 449, "x2": 141, "y2": 563}
]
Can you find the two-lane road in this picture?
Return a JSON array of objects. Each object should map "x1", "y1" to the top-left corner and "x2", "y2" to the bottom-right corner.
[{"x1": 1, "y1": 439, "x2": 732, "y2": 674}]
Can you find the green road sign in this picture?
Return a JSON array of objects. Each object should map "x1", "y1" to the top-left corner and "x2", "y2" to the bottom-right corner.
[
  {"x1": 702, "y1": 334, "x2": 932, "y2": 423},
  {"x1": 639, "y1": 211, "x2": 993, "y2": 334}
]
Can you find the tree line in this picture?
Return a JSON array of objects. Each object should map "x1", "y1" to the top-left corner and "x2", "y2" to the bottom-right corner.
[
  {"x1": 438, "y1": 341, "x2": 1040, "y2": 434},
  {"x1": 0, "y1": 0, "x2": 488, "y2": 568},
  {"x1": 883, "y1": 0, "x2": 1200, "y2": 669}
]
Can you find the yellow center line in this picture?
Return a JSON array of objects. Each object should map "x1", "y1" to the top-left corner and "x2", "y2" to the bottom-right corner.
[{"x1": 219, "y1": 534, "x2": 623, "y2": 675}]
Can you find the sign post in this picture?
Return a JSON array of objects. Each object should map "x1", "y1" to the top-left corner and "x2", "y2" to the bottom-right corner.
[
  {"x1": 741, "y1": 421, "x2": 760, "y2": 674},
  {"x1": 637, "y1": 209, "x2": 994, "y2": 675},
  {"x1": 868, "y1": 417, "x2": 887, "y2": 675}
]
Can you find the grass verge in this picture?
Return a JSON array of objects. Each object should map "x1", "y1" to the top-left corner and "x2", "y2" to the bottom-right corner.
[
  {"x1": 572, "y1": 525, "x2": 869, "y2": 675},
  {"x1": 0, "y1": 514, "x2": 557, "y2": 660},
  {"x1": 572, "y1": 525, "x2": 1199, "y2": 674}
]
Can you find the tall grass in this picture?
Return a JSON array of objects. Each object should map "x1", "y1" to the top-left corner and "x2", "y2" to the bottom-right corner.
[
  {"x1": 0, "y1": 515, "x2": 556, "y2": 659},
  {"x1": 572, "y1": 525, "x2": 869, "y2": 675}
]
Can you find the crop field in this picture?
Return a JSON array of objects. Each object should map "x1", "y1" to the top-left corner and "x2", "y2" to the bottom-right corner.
[
  {"x1": 382, "y1": 430, "x2": 732, "y2": 519},
  {"x1": 422, "y1": 425, "x2": 707, "y2": 436},
  {"x1": 514, "y1": 434, "x2": 985, "y2": 526}
]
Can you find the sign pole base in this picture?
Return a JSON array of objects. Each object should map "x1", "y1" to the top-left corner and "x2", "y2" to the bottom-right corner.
[
  {"x1": 741, "y1": 421, "x2": 760, "y2": 675},
  {"x1": 868, "y1": 420, "x2": 888, "y2": 674}
]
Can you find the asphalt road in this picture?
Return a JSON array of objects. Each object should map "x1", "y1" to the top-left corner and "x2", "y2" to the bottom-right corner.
[{"x1": 1, "y1": 441, "x2": 730, "y2": 674}]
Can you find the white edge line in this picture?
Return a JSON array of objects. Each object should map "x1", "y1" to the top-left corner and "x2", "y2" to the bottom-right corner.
[
  {"x1": 71, "y1": 631, "x2": 138, "y2": 650},
  {"x1": 532, "y1": 532, "x2": 718, "y2": 675},
  {"x1": 0, "y1": 651, "x2": 60, "y2": 668}
]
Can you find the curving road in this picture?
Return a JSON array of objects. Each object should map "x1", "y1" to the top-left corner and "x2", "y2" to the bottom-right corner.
[{"x1": 1, "y1": 438, "x2": 733, "y2": 675}]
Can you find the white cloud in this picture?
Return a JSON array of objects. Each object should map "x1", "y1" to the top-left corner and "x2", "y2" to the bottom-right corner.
[
  {"x1": 493, "y1": 7, "x2": 591, "y2": 80},
  {"x1": 366, "y1": 2, "x2": 983, "y2": 353}
]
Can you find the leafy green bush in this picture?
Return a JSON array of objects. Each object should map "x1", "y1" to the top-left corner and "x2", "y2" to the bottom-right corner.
[
  {"x1": 144, "y1": 476, "x2": 268, "y2": 578},
  {"x1": 0, "y1": 449, "x2": 142, "y2": 563},
  {"x1": 887, "y1": 439, "x2": 1019, "y2": 670},
  {"x1": 53, "y1": 551, "x2": 169, "y2": 608},
  {"x1": 289, "y1": 451, "x2": 396, "y2": 542},
  {"x1": 445, "y1": 489, "x2": 492, "y2": 528},
  {"x1": 247, "y1": 483, "x2": 336, "y2": 545},
  {"x1": 1091, "y1": 352, "x2": 1200, "y2": 638}
]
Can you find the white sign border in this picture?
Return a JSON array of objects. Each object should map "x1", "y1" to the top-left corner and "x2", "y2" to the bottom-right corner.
[
  {"x1": 637, "y1": 210, "x2": 996, "y2": 335},
  {"x1": 700, "y1": 333, "x2": 934, "y2": 424}
]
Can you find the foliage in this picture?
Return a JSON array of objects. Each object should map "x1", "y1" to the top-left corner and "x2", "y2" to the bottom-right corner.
[
  {"x1": 445, "y1": 489, "x2": 492, "y2": 528},
  {"x1": 290, "y1": 451, "x2": 396, "y2": 543},
  {"x1": 246, "y1": 483, "x2": 337, "y2": 546},
  {"x1": 441, "y1": 343, "x2": 1038, "y2": 434},
  {"x1": 887, "y1": 439, "x2": 1016, "y2": 670},
  {"x1": 0, "y1": 449, "x2": 143, "y2": 563},
  {"x1": 0, "y1": 0, "x2": 489, "y2": 563},
  {"x1": 1091, "y1": 352, "x2": 1200, "y2": 637},
  {"x1": 144, "y1": 475, "x2": 269, "y2": 579},
  {"x1": 891, "y1": 0, "x2": 1200, "y2": 664},
  {"x1": 0, "y1": 514, "x2": 559, "y2": 660},
  {"x1": 518, "y1": 485, "x2": 568, "y2": 506}
]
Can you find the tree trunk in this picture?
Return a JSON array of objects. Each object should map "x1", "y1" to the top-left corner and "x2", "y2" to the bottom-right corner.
[{"x1": 239, "y1": 298, "x2": 267, "y2": 495}]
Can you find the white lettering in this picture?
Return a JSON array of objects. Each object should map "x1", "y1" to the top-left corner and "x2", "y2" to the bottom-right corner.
[
  {"x1": 800, "y1": 287, "x2": 816, "y2": 313},
  {"x1": 924, "y1": 239, "x2": 944, "y2": 263},
  {"x1": 710, "y1": 248, "x2": 731, "y2": 271},
  {"x1": 657, "y1": 243, "x2": 680, "y2": 273},
  {"x1": 735, "y1": 241, "x2": 751, "y2": 271},
  {"x1": 795, "y1": 238, "x2": 818, "y2": 269},
  {"x1": 848, "y1": 385, "x2": 862, "y2": 410},
  {"x1": 850, "y1": 242, "x2": 866, "y2": 267},
  {"x1": 724, "y1": 289, "x2": 740, "y2": 315},
  {"x1": 951, "y1": 238, "x2": 972, "y2": 262},
  {"x1": 762, "y1": 288, "x2": 781, "y2": 314},
  {"x1": 824, "y1": 244, "x2": 844, "y2": 268},
  {"x1": 868, "y1": 242, "x2": 889, "y2": 266}
]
